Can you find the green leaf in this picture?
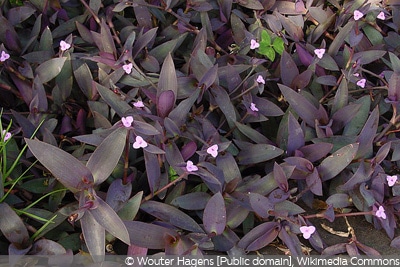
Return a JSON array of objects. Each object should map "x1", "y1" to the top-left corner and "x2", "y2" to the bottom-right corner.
[
  {"x1": 260, "y1": 29, "x2": 271, "y2": 46},
  {"x1": 259, "y1": 46, "x2": 275, "y2": 61},
  {"x1": 35, "y1": 57, "x2": 67, "y2": 83},
  {"x1": 272, "y1": 37, "x2": 284, "y2": 55}
]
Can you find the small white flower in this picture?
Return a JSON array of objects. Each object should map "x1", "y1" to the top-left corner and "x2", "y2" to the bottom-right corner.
[
  {"x1": 300, "y1": 226, "x2": 316, "y2": 239},
  {"x1": 377, "y1": 11, "x2": 386, "y2": 20},
  {"x1": 314, "y1": 48, "x2": 325, "y2": 59},
  {"x1": 354, "y1": 10, "x2": 364, "y2": 21},
  {"x1": 186, "y1": 160, "x2": 198, "y2": 172},
  {"x1": 121, "y1": 116, "x2": 133, "y2": 128},
  {"x1": 256, "y1": 75, "x2": 265, "y2": 84},
  {"x1": 250, "y1": 39, "x2": 260, "y2": 50},
  {"x1": 250, "y1": 102, "x2": 259, "y2": 112},
  {"x1": 0, "y1": 51, "x2": 10, "y2": 62},
  {"x1": 1, "y1": 130, "x2": 11, "y2": 141},
  {"x1": 375, "y1": 205, "x2": 386, "y2": 219},
  {"x1": 133, "y1": 136, "x2": 148, "y2": 149},
  {"x1": 133, "y1": 101, "x2": 144, "y2": 108},
  {"x1": 207, "y1": 144, "x2": 219, "y2": 158},
  {"x1": 59, "y1": 40, "x2": 71, "y2": 51},
  {"x1": 123, "y1": 63, "x2": 133, "y2": 74},
  {"x1": 387, "y1": 175, "x2": 398, "y2": 187},
  {"x1": 356, "y1": 78, "x2": 366, "y2": 88}
]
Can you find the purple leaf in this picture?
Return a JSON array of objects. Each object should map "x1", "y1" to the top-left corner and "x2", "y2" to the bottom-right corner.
[
  {"x1": 225, "y1": 198, "x2": 249, "y2": 229},
  {"x1": 249, "y1": 193, "x2": 274, "y2": 218},
  {"x1": 339, "y1": 162, "x2": 373, "y2": 191},
  {"x1": 133, "y1": 120, "x2": 161, "y2": 136},
  {"x1": 279, "y1": 84, "x2": 320, "y2": 127},
  {"x1": 211, "y1": 85, "x2": 237, "y2": 125},
  {"x1": 106, "y1": 179, "x2": 132, "y2": 212},
  {"x1": 356, "y1": 107, "x2": 379, "y2": 159},
  {"x1": 203, "y1": 192, "x2": 226, "y2": 235},
  {"x1": 88, "y1": 195, "x2": 130, "y2": 245},
  {"x1": 287, "y1": 112, "x2": 305, "y2": 155},
  {"x1": 268, "y1": 188, "x2": 290, "y2": 204},
  {"x1": 168, "y1": 89, "x2": 200, "y2": 126},
  {"x1": 275, "y1": 200, "x2": 305, "y2": 215},
  {"x1": 356, "y1": 241, "x2": 381, "y2": 256},
  {"x1": 140, "y1": 201, "x2": 204, "y2": 233},
  {"x1": 331, "y1": 104, "x2": 361, "y2": 133},
  {"x1": 25, "y1": 138, "x2": 94, "y2": 192},
  {"x1": 124, "y1": 221, "x2": 176, "y2": 249},
  {"x1": 252, "y1": 96, "x2": 284, "y2": 117},
  {"x1": 280, "y1": 50, "x2": 299, "y2": 86},
  {"x1": 306, "y1": 168, "x2": 322, "y2": 196},
  {"x1": 144, "y1": 150, "x2": 161, "y2": 194},
  {"x1": 278, "y1": 225, "x2": 303, "y2": 256},
  {"x1": 132, "y1": 28, "x2": 158, "y2": 60},
  {"x1": 81, "y1": 212, "x2": 105, "y2": 263},
  {"x1": 86, "y1": 127, "x2": 127, "y2": 185},
  {"x1": 30, "y1": 239, "x2": 66, "y2": 255},
  {"x1": 157, "y1": 90, "x2": 175, "y2": 118},
  {"x1": 181, "y1": 141, "x2": 197, "y2": 161},
  {"x1": 237, "y1": 143, "x2": 283, "y2": 165},
  {"x1": 171, "y1": 192, "x2": 211, "y2": 210},
  {"x1": 158, "y1": 53, "x2": 177, "y2": 101},
  {"x1": 284, "y1": 156, "x2": 314, "y2": 173},
  {"x1": 326, "y1": 193, "x2": 352, "y2": 208},
  {"x1": 198, "y1": 64, "x2": 219, "y2": 90},
  {"x1": 35, "y1": 58, "x2": 67, "y2": 83},
  {"x1": 96, "y1": 82, "x2": 131, "y2": 116},
  {"x1": 322, "y1": 243, "x2": 347, "y2": 255},
  {"x1": 318, "y1": 143, "x2": 359, "y2": 181},
  {"x1": 0, "y1": 203, "x2": 29, "y2": 246},
  {"x1": 298, "y1": 143, "x2": 333, "y2": 162},
  {"x1": 390, "y1": 236, "x2": 400, "y2": 249},
  {"x1": 274, "y1": 162, "x2": 289, "y2": 192},
  {"x1": 237, "y1": 222, "x2": 280, "y2": 251}
]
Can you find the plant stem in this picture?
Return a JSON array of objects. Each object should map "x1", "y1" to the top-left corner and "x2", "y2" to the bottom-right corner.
[
  {"x1": 303, "y1": 210, "x2": 374, "y2": 220},
  {"x1": 142, "y1": 171, "x2": 188, "y2": 203}
]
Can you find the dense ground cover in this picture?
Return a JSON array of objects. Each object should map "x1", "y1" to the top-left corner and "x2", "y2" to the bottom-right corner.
[{"x1": 1, "y1": 0, "x2": 400, "y2": 262}]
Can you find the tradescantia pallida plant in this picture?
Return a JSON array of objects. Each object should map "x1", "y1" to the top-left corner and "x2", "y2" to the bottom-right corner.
[{"x1": 25, "y1": 127, "x2": 130, "y2": 262}]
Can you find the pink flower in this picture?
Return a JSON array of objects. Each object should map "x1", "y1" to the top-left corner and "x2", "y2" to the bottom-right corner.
[
  {"x1": 59, "y1": 40, "x2": 71, "y2": 51},
  {"x1": 354, "y1": 10, "x2": 364, "y2": 21},
  {"x1": 256, "y1": 75, "x2": 265, "y2": 84},
  {"x1": 133, "y1": 136, "x2": 148, "y2": 149},
  {"x1": 377, "y1": 11, "x2": 386, "y2": 20},
  {"x1": 1, "y1": 130, "x2": 11, "y2": 141},
  {"x1": 250, "y1": 39, "x2": 260, "y2": 50},
  {"x1": 356, "y1": 78, "x2": 366, "y2": 88},
  {"x1": 121, "y1": 116, "x2": 133, "y2": 127},
  {"x1": 314, "y1": 48, "x2": 325, "y2": 59},
  {"x1": 186, "y1": 160, "x2": 198, "y2": 172},
  {"x1": 387, "y1": 175, "x2": 398, "y2": 187},
  {"x1": 375, "y1": 206, "x2": 387, "y2": 219},
  {"x1": 250, "y1": 102, "x2": 259, "y2": 112},
  {"x1": 0, "y1": 51, "x2": 10, "y2": 62},
  {"x1": 300, "y1": 225, "x2": 316, "y2": 239},
  {"x1": 133, "y1": 101, "x2": 144, "y2": 108},
  {"x1": 207, "y1": 144, "x2": 219, "y2": 158},
  {"x1": 123, "y1": 63, "x2": 133, "y2": 74}
]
